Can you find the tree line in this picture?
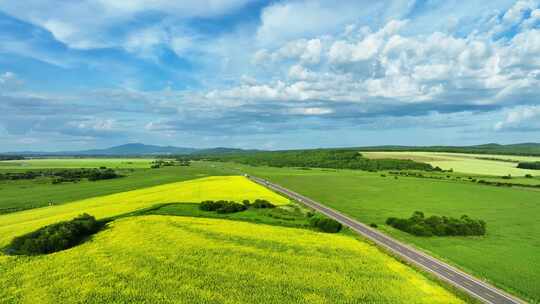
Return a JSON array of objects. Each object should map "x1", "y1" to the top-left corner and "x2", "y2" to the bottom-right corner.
[
  {"x1": 386, "y1": 211, "x2": 486, "y2": 237},
  {"x1": 0, "y1": 168, "x2": 122, "y2": 184},
  {"x1": 192, "y1": 149, "x2": 435, "y2": 171},
  {"x1": 0, "y1": 155, "x2": 25, "y2": 161},
  {"x1": 517, "y1": 162, "x2": 540, "y2": 170}
]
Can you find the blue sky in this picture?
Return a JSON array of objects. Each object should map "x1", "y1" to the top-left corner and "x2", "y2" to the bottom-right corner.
[{"x1": 0, "y1": 0, "x2": 539, "y2": 151}]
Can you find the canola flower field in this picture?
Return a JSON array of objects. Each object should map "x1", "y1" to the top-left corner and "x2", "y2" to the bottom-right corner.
[
  {"x1": 0, "y1": 176, "x2": 288, "y2": 247},
  {"x1": 0, "y1": 216, "x2": 466, "y2": 303}
]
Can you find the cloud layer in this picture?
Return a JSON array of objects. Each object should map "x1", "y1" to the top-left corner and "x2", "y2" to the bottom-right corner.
[{"x1": 0, "y1": 0, "x2": 539, "y2": 150}]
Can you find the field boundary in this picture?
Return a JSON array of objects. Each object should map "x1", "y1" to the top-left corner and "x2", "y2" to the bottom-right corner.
[{"x1": 247, "y1": 175, "x2": 525, "y2": 304}]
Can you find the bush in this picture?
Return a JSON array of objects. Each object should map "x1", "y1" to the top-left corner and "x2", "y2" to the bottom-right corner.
[
  {"x1": 251, "y1": 199, "x2": 276, "y2": 209},
  {"x1": 199, "y1": 200, "x2": 247, "y2": 214},
  {"x1": 5, "y1": 214, "x2": 104, "y2": 255},
  {"x1": 386, "y1": 211, "x2": 486, "y2": 237},
  {"x1": 216, "y1": 201, "x2": 247, "y2": 214},
  {"x1": 369, "y1": 223, "x2": 378, "y2": 228},
  {"x1": 525, "y1": 174, "x2": 533, "y2": 178},
  {"x1": 309, "y1": 215, "x2": 342, "y2": 233}
]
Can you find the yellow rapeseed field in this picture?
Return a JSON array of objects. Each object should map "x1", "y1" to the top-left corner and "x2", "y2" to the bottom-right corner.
[
  {"x1": 0, "y1": 216, "x2": 465, "y2": 303},
  {"x1": 0, "y1": 176, "x2": 288, "y2": 246}
]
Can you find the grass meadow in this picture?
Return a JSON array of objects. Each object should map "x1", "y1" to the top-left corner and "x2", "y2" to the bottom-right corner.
[
  {"x1": 0, "y1": 158, "x2": 156, "y2": 169},
  {"x1": 362, "y1": 151, "x2": 540, "y2": 176},
  {"x1": 225, "y1": 163, "x2": 540, "y2": 302},
  {"x1": 0, "y1": 216, "x2": 466, "y2": 303}
]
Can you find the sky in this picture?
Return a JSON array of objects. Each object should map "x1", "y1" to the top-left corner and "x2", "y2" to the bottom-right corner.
[{"x1": 0, "y1": 0, "x2": 539, "y2": 151}]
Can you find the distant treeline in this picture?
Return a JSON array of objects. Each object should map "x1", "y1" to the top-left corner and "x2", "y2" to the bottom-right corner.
[
  {"x1": 359, "y1": 143, "x2": 540, "y2": 156},
  {"x1": 0, "y1": 155, "x2": 24, "y2": 161},
  {"x1": 517, "y1": 162, "x2": 540, "y2": 170},
  {"x1": 386, "y1": 211, "x2": 486, "y2": 237},
  {"x1": 150, "y1": 159, "x2": 190, "y2": 168},
  {"x1": 193, "y1": 149, "x2": 435, "y2": 171},
  {"x1": 0, "y1": 168, "x2": 121, "y2": 183}
]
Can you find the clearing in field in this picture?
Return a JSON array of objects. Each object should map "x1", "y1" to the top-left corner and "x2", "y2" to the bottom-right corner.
[
  {"x1": 362, "y1": 151, "x2": 540, "y2": 176},
  {"x1": 0, "y1": 176, "x2": 289, "y2": 247},
  {"x1": 0, "y1": 216, "x2": 465, "y2": 303}
]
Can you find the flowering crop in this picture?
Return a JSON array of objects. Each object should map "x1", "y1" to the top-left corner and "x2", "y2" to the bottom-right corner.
[
  {"x1": 0, "y1": 216, "x2": 464, "y2": 303},
  {"x1": 0, "y1": 176, "x2": 288, "y2": 246}
]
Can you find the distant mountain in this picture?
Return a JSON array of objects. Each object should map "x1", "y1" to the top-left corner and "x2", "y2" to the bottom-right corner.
[
  {"x1": 1, "y1": 143, "x2": 255, "y2": 156},
  {"x1": 3, "y1": 142, "x2": 540, "y2": 157},
  {"x1": 75, "y1": 143, "x2": 198, "y2": 156}
]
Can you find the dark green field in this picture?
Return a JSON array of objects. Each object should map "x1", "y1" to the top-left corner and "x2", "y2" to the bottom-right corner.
[{"x1": 216, "y1": 163, "x2": 540, "y2": 303}]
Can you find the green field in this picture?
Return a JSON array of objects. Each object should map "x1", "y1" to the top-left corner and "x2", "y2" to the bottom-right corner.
[
  {"x1": 362, "y1": 151, "x2": 540, "y2": 176},
  {"x1": 0, "y1": 159, "x2": 471, "y2": 303},
  {"x1": 225, "y1": 163, "x2": 540, "y2": 302},
  {"x1": 0, "y1": 215, "x2": 466, "y2": 303},
  {"x1": 0, "y1": 158, "x2": 156, "y2": 169},
  {"x1": 0, "y1": 161, "x2": 235, "y2": 213}
]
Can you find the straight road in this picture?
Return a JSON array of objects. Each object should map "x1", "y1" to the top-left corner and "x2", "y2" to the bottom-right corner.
[{"x1": 248, "y1": 175, "x2": 524, "y2": 304}]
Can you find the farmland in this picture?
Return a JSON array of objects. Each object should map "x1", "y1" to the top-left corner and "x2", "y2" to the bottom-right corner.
[
  {"x1": 0, "y1": 161, "x2": 234, "y2": 214},
  {"x1": 362, "y1": 151, "x2": 540, "y2": 176},
  {"x1": 224, "y1": 163, "x2": 540, "y2": 302},
  {"x1": 0, "y1": 158, "x2": 155, "y2": 169},
  {"x1": 0, "y1": 175, "x2": 288, "y2": 246},
  {"x1": 0, "y1": 158, "x2": 474, "y2": 303},
  {"x1": 0, "y1": 216, "x2": 465, "y2": 303}
]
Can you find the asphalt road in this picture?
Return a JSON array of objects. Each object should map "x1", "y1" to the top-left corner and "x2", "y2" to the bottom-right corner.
[{"x1": 248, "y1": 175, "x2": 525, "y2": 304}]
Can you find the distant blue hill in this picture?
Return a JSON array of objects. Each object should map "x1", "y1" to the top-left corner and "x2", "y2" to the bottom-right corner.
[{"x1": 1, "y1": 143, "x2": 256, "y2": 156}]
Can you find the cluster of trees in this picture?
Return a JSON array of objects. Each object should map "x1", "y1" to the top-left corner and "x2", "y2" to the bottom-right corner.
[
  {"x1": 0, "y1": 168, "x2": 121, "y2": 184},
  {"x1": 308, "y1": 215, "x2": 343, "y2": 233},
  {"x1": 5, "y1": 214, "x2": 104, "y2": 255},
  {"x1": 195, "y1": 149, "x2": 434, "y2": 171},
  {"x1": 517, "y1": 162, "x2": 540, "y2": 170},
  {"x1": 199, "y1": 199, "x2": 276, "y2": 214},
  {"x1": 386, "y1": 211, "x2": 486, "y2": 237},
  {"x1": 150, "y1": 159, "x2": 190, "y2": 169},
  {"x1": 200, "y1": 200, "x2": 247, "y2": 214}
]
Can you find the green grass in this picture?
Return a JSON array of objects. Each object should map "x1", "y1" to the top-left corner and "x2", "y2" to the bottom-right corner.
[
  {"x1": 140, "y1": 202, "x2": 312, "y2": 229},
  {"x1": 0, "y1": 162, "x2": 233, "y2": 214},
  {"x1": 0, "y1": 158, "x2": 156, "y2": 169},
  {"x1": 221, "y1": 163, "x2": 540, "y2": 303},
  {"x1": 0, "y1": 215, "x2": 468, "y2": 303},
  {"x1": 362, "y1": 151, "x2": 540, "y2": 176}
]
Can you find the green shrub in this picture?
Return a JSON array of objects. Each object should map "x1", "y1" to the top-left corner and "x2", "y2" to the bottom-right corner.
[
  {"x1": 251, "y1": 199, "x2": 276, "y2": 209},
  {"x1": 309, "y1": 215, "x2": 342, "y2": 233},
  {"x1": 216, "y1": 202, "x2": 247, "y2": 214},
  {"x1": 5, "y1": 214, "x2": 104, "y2": 255},
  {"x1": 386, "y1": 211, "x2": 486, "y2": 237},
  {"x1": 199, "y1": 200, "x2": 247, "y2": 214}
]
